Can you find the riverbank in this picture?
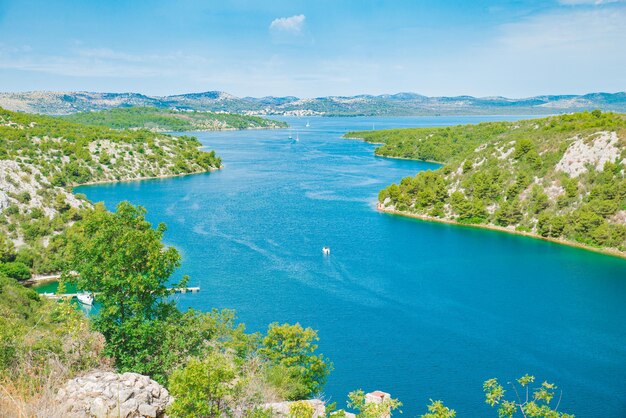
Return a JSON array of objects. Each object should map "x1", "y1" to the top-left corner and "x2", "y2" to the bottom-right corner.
[
  {"x1": 24, "y1": 273, "x2": 61, "y2": 286},
  {"x1": 75, "y1": 166, "x2": 219, "y2": 187},
  {"x1": 343, "y1": 135, "x2": 444, "y2": 164},
  {"x1": 378, "y1": 204, "x2": 626, "y2": 260}
]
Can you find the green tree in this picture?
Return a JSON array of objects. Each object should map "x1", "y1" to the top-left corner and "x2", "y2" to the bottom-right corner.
[
  {"x1": 0, "y1": 261, "x2": 31, "y2": 281},
  {"x1": 0, "y1": 232, "x2": 16, "y2": 262},
  {"x1": 64, "y1": 201, "x2": 186, "y2": 378},
  {"x1": 345, "y1": 389, "x2": 402, "y2": 418},
  {"x1": 495, "y1": 199, "x2": 523, "y2": 227},
  {"x1": 288, "y1": 400, "x2": 315, "y2": 418},
  {"x1": 152, "y1": 308, "x2": 258, "y2": 385},
  {"x1": 513, "y1": 139, "x2": 534, "y2": 160},
  {"x1": 168, "y1": 353, "x2": 238, "y2": 418},
  {"x1": 53, "y1": 193, "x2": 71, "y2": 213},
  {"x1": 421, "y1": 400, "x2": 456, "y2": 418},
  {"x1": 260, "y1": 323, "x2": 332, "y2": 400},
  {"x1": 483, "y1": 374, "x2": 574, "y2": 418},
  {"x1": 56, "y1": 278, "x2": 67, "y2": 295},
  {"x1": 528, "y1": 186, "x2": 549, "y2": 214},
  {"x1": 537, "y1": 214, "x2": 566, "y2": 238}
]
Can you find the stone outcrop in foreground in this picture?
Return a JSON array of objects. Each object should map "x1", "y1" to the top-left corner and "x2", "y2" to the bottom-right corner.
[{"x1": 56, "y1": 370, "x2": 171, "y2": 418}]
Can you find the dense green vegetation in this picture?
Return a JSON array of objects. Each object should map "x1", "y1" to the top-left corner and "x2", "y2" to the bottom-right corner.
[
  {"x1": 348, "y1": 112, "x2": 626, "y2": 254},
  {"x1": 347, "y1": 121, "x2": 512, "y2": 162},
  {"x1": 0, "y1": 107, "x2": 220, "y2": 185},
  {"x1": 63, "y1": 106, "x2": 288, "y2": 131}
]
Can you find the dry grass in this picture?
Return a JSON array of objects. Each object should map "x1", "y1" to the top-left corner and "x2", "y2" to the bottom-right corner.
[
  {"x1": 0, "y1": 345, "x2": 111, "y2": 418},
  {"x1": 0, "y1": 288, "x2": 110, "y2": 418}
]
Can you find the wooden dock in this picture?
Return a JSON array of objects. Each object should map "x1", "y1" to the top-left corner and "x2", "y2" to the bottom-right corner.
[{"x1": 41, "y1": 287, "x2": 200, "y2": 300}]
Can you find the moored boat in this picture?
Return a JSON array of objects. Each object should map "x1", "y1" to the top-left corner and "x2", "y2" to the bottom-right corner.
[{"x1": 76, "y1": 293, "x2": 93, "y2": 306}]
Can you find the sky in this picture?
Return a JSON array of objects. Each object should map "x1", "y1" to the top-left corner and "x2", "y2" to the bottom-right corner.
[{"x1": 0, "y1": 0, "x2": 624, "y2": 98}]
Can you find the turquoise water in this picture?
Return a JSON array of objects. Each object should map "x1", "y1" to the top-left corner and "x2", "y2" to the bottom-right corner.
[{"x1": 76, "y1": 117, "x2": 626, "y2": 417}]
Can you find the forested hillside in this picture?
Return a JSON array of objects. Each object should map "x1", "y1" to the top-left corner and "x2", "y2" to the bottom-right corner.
[
  {"x1": 63, "y1": 106, "x2": 288, "y2": 131},
  {"x1": 0, "y1": 107, "x2": 221, "y2": 274},
  {"x1": 348, "y1": 111, "x2": 626, "y2": 255}
]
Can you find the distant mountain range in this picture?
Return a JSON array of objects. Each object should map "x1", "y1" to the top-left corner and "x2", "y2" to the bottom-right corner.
[{"x1": 1, "y1": 90, "x2": 625, "y2": 116}]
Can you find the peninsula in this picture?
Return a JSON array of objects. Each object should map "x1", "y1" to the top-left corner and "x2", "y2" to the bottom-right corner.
[
  {"x1": 0, "y1": 107, "x2": 221, "y2": 274},
  {"x1": 63, "y1": 106, "x2": 288, "y2": 131},
  {"x1": 346, "y1": 111, "x2": 626, "y2": 257}
]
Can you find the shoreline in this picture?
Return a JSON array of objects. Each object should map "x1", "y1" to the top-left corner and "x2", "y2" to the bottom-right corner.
[
  {"x1": 75, "y1": 167, "x2": 220, "y2": 187},
  {"x1": 161, "y1": 125, "x2": 287, "y2": 133},
  {"x1": 343, "y1": 136, "x2": 444, "y2": 164},
  {"x1": 24, "y1": 273, "x2": 61, "y2": 286},
  {"x1": 373, "y1": 154, "x2": 443, "y2": 164},
  {"x1": 377, "y1": 204, "x2": 626, "y2": 260}
]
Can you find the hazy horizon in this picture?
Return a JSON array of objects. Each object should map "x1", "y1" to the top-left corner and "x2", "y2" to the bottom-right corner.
[{"x1": 2, "y1": 89, "x2": 625, "y2": 100}]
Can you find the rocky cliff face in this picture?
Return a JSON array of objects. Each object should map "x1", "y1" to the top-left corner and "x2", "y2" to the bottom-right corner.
[
  {"x1": 0, "y1": 160, "x2": 86, "y2": 218},
  {"x1": 55, "y1": 371, "x2": 171, "y2": 418}
]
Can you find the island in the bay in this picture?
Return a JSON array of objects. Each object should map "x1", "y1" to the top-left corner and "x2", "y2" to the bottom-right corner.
[
  {"x1": 347, "y1": 111, "x2": 626, "y2": 257},
  {"x1": 63, "y1": 106, "x2": 288, "y2": 131}
]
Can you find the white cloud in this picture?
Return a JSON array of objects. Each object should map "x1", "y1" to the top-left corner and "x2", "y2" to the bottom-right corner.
[
  {"x1": 442, "y1": 5, "x2": 626, "y2": 96},
  {"x1": 269, "y1": 14, "x2": 305, "y2": 34},
  {"x1": 494, "y1": 7, "x2": 626, "y2": 51},
  {"x1": 0, "y1": 45, "x2": 213, "y2": 79},
  {"x1": 558, "y1": 0, "x2": 623, "y2": 5}
]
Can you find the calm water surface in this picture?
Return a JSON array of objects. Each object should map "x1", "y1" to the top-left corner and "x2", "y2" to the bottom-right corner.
[{"x1": 76, "y1": 116, "x2": 626, "y2": 417}]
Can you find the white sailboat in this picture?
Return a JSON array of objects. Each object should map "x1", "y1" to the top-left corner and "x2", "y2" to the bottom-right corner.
[
  {"x1": 322, "y1": 246, "x2": 330, "y2": 255},
  {"x1": 305, "y1": 121, "x2": 310, "y2": 128}
]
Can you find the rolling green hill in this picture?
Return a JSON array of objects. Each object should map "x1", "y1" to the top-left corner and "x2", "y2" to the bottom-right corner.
[
  {"x1": 347, "y1": 111, "x2": 626, "y2": 255},
  {"x1": 63, "y1": 106, "x2": 287, "y2": 131}
]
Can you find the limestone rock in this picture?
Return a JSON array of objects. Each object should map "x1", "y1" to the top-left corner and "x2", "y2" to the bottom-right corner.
[
  {"x1": 555, "y1": 131, "x2": 625, "y2": 178},
  {"x1": 263, "y1": 399, "x2": 326, "y2": 417},
  {"x1": 55, "y1": 370, "x2": 171, "y2": 418}
]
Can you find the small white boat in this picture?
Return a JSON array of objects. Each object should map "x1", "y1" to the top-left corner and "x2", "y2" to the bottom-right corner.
[
  {"x1": 76, "y1": 293, "x2": 94, "y2": 306},
  {"x1": 322, "y1": 246, "x2": 330, "y2": 255},
  {"x1": 306, "y1": 121, "x2": 310, "y2": 128}
]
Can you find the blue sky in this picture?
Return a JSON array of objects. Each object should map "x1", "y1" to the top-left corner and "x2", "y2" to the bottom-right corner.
[{"x1": 0, "y1": 0, "x2": 624, "y2": 97}]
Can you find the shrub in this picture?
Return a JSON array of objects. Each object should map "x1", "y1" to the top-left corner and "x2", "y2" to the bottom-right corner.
[{"x1": 0, "y1": 262, "x2": 31, "y2": 281}]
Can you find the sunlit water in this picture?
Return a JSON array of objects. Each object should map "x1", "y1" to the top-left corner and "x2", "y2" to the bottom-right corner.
[{"x1": 75, "y1": 116, "x2": 626, "y2": 416}]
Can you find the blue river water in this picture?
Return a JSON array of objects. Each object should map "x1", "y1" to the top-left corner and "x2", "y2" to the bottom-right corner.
[{"x1": 75, "y1": 116, "x2": 626, "y2": 417}]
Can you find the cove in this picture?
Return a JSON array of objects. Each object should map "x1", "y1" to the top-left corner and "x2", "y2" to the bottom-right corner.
[{"x1": 75, "y1": 116, "x2": 626, "y2": 417}]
